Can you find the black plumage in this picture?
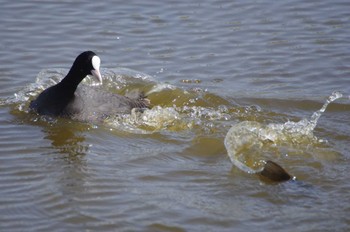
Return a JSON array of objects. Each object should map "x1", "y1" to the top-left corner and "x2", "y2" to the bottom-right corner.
[{"x1": 29, "y1": 51, "x2": 149, "y2": 121}]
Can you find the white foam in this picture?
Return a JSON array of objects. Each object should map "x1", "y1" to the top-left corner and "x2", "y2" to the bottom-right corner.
[{"x1": 146, "y1": 83, "x2": 176, "y2": 95}]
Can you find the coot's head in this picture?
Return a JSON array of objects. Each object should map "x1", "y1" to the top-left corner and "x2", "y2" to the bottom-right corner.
[{"x1": 71, "y1": 51, "x2": 102, "y2": 84}]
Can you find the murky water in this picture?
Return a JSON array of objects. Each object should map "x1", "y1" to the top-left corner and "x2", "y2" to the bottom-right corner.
[{"x1": 1, "y1": 1, "x2": 350, "y2": 231}]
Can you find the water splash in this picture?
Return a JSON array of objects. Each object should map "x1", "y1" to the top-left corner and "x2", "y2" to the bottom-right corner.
[
  {"x1": 224, "y1": 91, "x2": 344, "y2": 174},
  {"x1": 104, "y1": 104, "x2": 233, "y2": 134},
  {"x1": 308, "y1": 91, "x2": 343, "y2": 131},
  {"x1": 2, "y1": 68, "x2": 233, "y2": 134},
  {"x1": 0, "y1": 69, "x2": 64, "y2": 111},
  {"x1": 145, "y1": 83, "x2": 176, "y2": 95},
  {"x1": 98, "y1": 78, "x2": 234, "y2": 134}
]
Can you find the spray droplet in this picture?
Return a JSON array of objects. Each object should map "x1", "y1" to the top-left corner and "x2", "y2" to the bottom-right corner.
[{"x1": 330, "y1": 91, "x2": 343, "y2": 101}]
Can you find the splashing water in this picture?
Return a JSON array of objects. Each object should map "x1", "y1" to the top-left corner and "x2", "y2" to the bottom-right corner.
[
  {"x1": 104, "y1": 106, "x2": 189, "y2": 134},
  {"x1": 224, "y1": 91, "x2": 344, "y2": 174},
  {"x1": 2, "y1": 68, "x2": 234, "y2": 135},
  {"x1": 104, "y1": 104, "x2": 233, "y2": 134}
]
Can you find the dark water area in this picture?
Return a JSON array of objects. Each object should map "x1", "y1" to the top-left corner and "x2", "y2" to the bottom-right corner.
[{"x1": 0, "y1": 1, "x2": 350, "y2": 231}]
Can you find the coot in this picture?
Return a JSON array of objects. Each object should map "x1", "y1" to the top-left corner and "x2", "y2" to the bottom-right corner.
[{"x1": 29, "y1": 51, "x2": 149, "y2": 121}]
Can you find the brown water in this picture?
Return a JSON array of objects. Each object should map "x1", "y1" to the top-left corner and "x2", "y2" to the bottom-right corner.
[{"x1": 1, "y1": 1, "x2": 350, "y2": 231}]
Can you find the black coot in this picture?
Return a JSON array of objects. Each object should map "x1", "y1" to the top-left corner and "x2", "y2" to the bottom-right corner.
[{"x1": 29, "y1": 51, "x2": 149, "y2": 121}]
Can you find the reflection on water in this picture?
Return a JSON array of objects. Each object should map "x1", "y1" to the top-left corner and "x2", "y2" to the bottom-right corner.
[{"x1": 43, "y1": 120, "x2": 90, "y2": 156}]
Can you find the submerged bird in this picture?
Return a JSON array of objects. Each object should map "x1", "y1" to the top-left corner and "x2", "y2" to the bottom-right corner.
[
  {"x1": 258, "y1": 160, "x2": 292, "y2": 182},
  {"x1": 29, "y1": 51, "x2": 149, "y2": 121}
]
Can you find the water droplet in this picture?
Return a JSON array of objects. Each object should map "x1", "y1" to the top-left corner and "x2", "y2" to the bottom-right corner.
[{"x1": 330, "y1": 91, "x2": 343, "y2": 101}]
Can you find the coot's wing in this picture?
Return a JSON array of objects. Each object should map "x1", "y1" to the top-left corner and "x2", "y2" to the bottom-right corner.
[{"x1": 64, "y1": 85, "x2": 148, "y2": 122}]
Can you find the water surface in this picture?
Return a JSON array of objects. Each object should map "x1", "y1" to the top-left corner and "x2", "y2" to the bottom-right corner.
[{"x1": 0, "y1": 1, "x2": 350, "y2": 231}]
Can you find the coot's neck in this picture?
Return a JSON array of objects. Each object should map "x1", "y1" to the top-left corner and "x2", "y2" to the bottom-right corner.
[{"x1": 59, "y1": 67, "x2": 87, "y2": 94}]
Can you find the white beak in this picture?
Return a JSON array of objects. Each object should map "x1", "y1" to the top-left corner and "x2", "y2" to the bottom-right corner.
[{"x1": 91, "y1": 69, "x2": 103, "y2": 84}]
